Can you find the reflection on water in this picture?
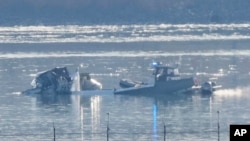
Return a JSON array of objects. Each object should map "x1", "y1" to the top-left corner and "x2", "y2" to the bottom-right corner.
[
  {"x1": 36, "y1": 94, "x2": 72, "y2": 106},
  {"x1": 8, "y1": 79, "x2": 250, "y2": 141},
  {"x1": 214, "y1": 88, "x2": 243, "y2": 98},
  {"x1": 3, "y1": 85, "x2": 250, "y2": 141},
  {"x1": 153, "y1": 104, "x2": 158, "y2": 141},
  {"x1": 90, "y1": 96, "x2": 101, "y2": 131}
]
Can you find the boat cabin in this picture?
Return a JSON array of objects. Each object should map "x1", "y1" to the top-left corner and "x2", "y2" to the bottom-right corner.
[{"x1": 153, "y1": 65, "x2": 180, "y2": 82}]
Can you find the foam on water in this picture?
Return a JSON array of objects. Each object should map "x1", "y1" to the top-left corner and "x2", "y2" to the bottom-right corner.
[
  {"x1": 11, "y1": 92, "x2": 22, "y2": 95},
  {"x1": 1, "y1": 50, "x2": 250, "y2": 59},
  {"x1": 1, "y1": 24, "x2": 250, "y2": 43}
]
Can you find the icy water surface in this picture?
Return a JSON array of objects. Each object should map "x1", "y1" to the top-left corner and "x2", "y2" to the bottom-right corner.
[
  {"x1": 1, "y1": 24, "x2": 250, "y2": 43},
  {"x1": 1, "y1": 24, "x2": 250, "y2": 141}
]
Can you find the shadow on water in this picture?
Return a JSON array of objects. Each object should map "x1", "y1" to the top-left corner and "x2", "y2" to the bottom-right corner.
[
  {"x1": 35, "y1": 93, "x2": 72, "y2": 105},
  {"x1": 115, "y1": 90, "x2": 214, "y2": 106},
  {"x1": 23, "y1": 87, "x2": 217, "y2": 108},
  {"x1": 28, "y1": 90, "x2": 107, "y2": 107}
]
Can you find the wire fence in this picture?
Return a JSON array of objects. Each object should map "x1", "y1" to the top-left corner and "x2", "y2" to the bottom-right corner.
[{"x1": 0, "y1": 129, "x2": 229, "y2": 141}]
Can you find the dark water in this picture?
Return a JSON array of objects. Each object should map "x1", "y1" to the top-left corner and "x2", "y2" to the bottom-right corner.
[{"x1": 1, "y1": 26, "x2": 250, "y2": 141}]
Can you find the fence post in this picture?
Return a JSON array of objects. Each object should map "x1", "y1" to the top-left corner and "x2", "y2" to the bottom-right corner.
[
  {"x1": 107, "y1": 113, "x2": 110, "y2": 141},
  {"x1": 164, "y1": 123, "x2": 166, "y2": 141},
  {"x1": 53, "y1": 123, "x2": 56, "y2": 141},
  {"x1": 217, "y1": 111, "x2": 220, "y2": 141}
]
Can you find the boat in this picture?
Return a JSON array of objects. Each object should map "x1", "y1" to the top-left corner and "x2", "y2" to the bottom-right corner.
[
  {"x1": 200, "y1": 81, "x2": 222, "y2": 94},
  {"x1": 119, "y1": 79, "x2": 147, "y2": 88},
  {"x1": 114, "y1": 62, "x2": 195, "y2": 95},
  {"x1": 23, "y1": 67, "x2": 72, "y2": 95},
  {"x1": 201, "y1": 81, "x2": 215, "y2": 94},
  {"x1": 191, "y1": 79, "x2": 222, "y2": 94}
]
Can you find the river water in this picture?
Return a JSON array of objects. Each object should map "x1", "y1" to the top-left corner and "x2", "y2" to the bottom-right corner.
[{"x1": 1, "y1": 24, "x2": 250, "y2": 141}]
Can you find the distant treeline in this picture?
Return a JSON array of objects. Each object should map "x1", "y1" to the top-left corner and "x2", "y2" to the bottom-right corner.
[{"x1": 0, "y1": 0, "x2": 250, "y2": 25}]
